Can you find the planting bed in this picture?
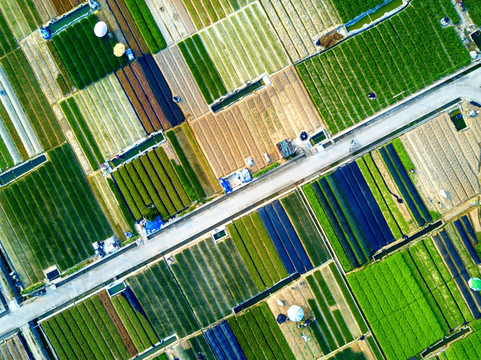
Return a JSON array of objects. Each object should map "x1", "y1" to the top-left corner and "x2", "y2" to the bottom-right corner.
[
  {"x1": 0, "y1": 333, "x2": 30, "y2": 360},
  {"x1": 190, "y1": 66, "x2": 323, "y2": 178},
  {"x1": 297, "y1": 0, "x2": 471, "y2": 134},
  {"x1": 259, "y1": 0, "x2": 340, "y2": 62},
  {"x1": 49, "y1": 0, "x2": 80, "y2": 16},
  {"x1": 154, "y1": 47, "x2": 209, "y2": 119},
  {"x1": 64, "y1": 73, "x2": 146, "y2": 163},
  {"x1": 116, "y1": 61, "x2": 171, "y2": 134},
  {"x1": 0, "y1": 144, "x2": 111, "y2": 286},
  {"x1": 402, "y1": 111, "x2": 481, "y2": 212},
  {"x1": 182, "y1": 0, "x2": 252, "y2": 29},
  {"x1": 331, "y1": 0, "x2": 384, "y2": 22},
  {"x1": 0, "y1": 10, "x2": 16, "y2": 57},
  {"x1": 205, "y1": 321, "x2": 247, "y2": 360},
  {"x1": 1, "y1": 48, "x2": 63, "y2": 151},
  {"x1": 51, "y1": 14, "x2": 127, "y2": 89},
  {"x1": 0, "y1": 0, "x2": 42, "y2": 41},
  {"x1": 348, "y1": 243, "x2": 471, "y2": 360},
  {"x1": 41, "y1": 294, "x2": 131, "y2": 360},
  {"x1": 227, "y1": 211, "x2": 289, "y2": 292},
  {"x1": 280, "y1": 190, "x2": 331, "y2": 267},
  {"x1": 112, "y1": 146, "x2": 192, "y2": 221},
  {"x1": 227, "y1": 302, "x2": 295, "y2": 360},
  {"x1": 179, "y1": 3, "x2": 288, "y2": 104},
  {"x1": 170, "y1": 333, "x2": 214, "y2": 360},
  {"x1": 441, "y1": 319, "x2": 481, "y2": 359},
  {"x1": 258, "y1": 200, "x2": 314, "y2": 275},
  {"x1": 466, "y1": 0, "x2": 481, "y2": 25},
  {"x1": 171, "y1": 236, "x2": 258, "y2": 327},
  {"x1": 127, "y1": 260, "x2": 199, "y2": 339}
]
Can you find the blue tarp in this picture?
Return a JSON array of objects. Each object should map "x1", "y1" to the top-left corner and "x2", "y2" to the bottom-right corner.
[
  {"x1": 219, "y1": 178, "x2": 232, "y2": 194},
  {"x1": 144, "y1": 216, "x2": 163, "y2": 235}
]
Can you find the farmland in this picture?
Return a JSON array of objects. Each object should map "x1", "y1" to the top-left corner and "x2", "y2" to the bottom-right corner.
[
  {"x1": 168, "y1": 333, "x2": 214, "y2": 359},
  {"x1": 266, "y1": 263, "x2": 366, "y2": 359},
  {"x1": 49, "y1": 0, "x2": 80, "y2": 15},
  {"x1": 171, "y1": 236, "x2": 258, "y2": 327},
  {"x1": 466, "y1": 0, "x2": 481, "y2": 25},
  {"x1": 1, "y1": 48, "x2": 63, "y2": 151},
  {"x1": 227, "y1": 211, "x2": 289, "y2": 292},
  {"x1": 205, "y1": 321, "x2": 247, "y2": 359},
  {"x1": 178, "y1": 3, "x2": 288, "y2": 104},
  {"x1": 51, "y1": 15, "x2": 127, "y2": 89},
  {"x1": 227, "y1": 302, "x2": 295, "y2": 360},
  {"x1": 441, "y1": 319, "x2": 481, "y2": 359},
  {"x1": 259, "y1": 0, "x2": 340, "y2": 62},
  {"x1": 189, "y1": 67, "x2": 323, "y2": 178},
  {"x1": 0, "y1": 10, "x2": 16, "y2": 57},
  {"x1": 0, "y1": 144, "x2": 111, "y2": 286},
  {"x1": 61, "y1": 73, "x2": 146, "y2": 165},
  {"x1": 331, "y1": 0, "x2": 384, "y2": 22},
  {"x1": 0, "y1": 0, "x2": 42, "y2": 41},
  {"x1": 112, "y1": 146, "x2": 192, "y2": 221},
  {"x1": 348, "y1": 240, "x2": 472, "y2": 360},
  {"x1": 182, "y1": 0, "x2": 253, "y2": 29},
  {"x1": 297, "y1": 0, "x2": 471, "y2": 134},
  {"x1": 0, "y1": 333, "x2": 30, "y2": 359},
  {"x1": 401, "y1": 108, "x2": 481, "y2": 212},
  {"x1": 41, "y1": 294, "x2": 131, "y2": 360}
]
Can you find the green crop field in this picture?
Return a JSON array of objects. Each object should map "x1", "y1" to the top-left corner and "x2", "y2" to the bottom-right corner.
[
  {"x1": 331, "y1": 0, "x2": 384, "y2": 22},
  {"x1": 348, "y1": 242, "x2": 470, "y2": 360},
  {"x1": 1, "y1": 48, "x2": 63, "y2": 151},
  {"x1": 297, "y1": 0, "x2": 471, "y2": 134},
  {"x1": 228, "y1": 212, "x2": 288, "y2": 292},
  {"x1": 0, "y1": 144, "x2": 112, "y2": 286},
  {"x1": 440, "y1": 319, "x2": 481, "y2": 359},
  {"x1": 41, "y1": 295, "x2": 130, "y2": 360},
  {"x1": 171, "y1": 237, "x2": 258, "y2": 327},
  {"x1": 113, "y1": 146, "x2": 193, "y2": 221},
  {"x1": 127, "y1": 260, "x2": 199, "y2": 339},
  {"x1": 227, "y1": 302, "x2": 295, "y2": 360},
  {"x1": 181, "y1": 0, "x2": 253, "y2": 29},
  {"x1": 0, "y1": 9, "x2": 16, "y2": 57},
  {"x1": 280, "y1": 191, "x2": 331, "y2": 267},
  {"x1": 51, "y1": 14, "x2": 127, "y2": 89},
  {"x1": 179, "y1": 3, "x2": 288, "y2": 104},
  {"x1": 172, "y1": 333, "x2": 214, "y2": 359},
  {"x1": 123, "y1": 0, "x2": 166, "y2": 53},
  {"x1": 466, "y1": 0, "x2": 481, "y2": 25},
  {"x1": 0, "y1": 0, "x2": 42, "y2": 41}
]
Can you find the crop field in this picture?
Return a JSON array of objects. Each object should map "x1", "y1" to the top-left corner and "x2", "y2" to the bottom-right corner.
[
  {"x1": 280, "y1": 190, "x2": 331, "y2": 267},
  {"x1": 116, "y1": 61, "x2": 171, "y2": 134},
  {"x1": 302, "y1": 161, "x2": 396, "y2": 271},
  {"x1": 112, "y1": 146, "x2": 192, "y2": 221},
  {"x1": 166, "y1": 123, "x2": 219, "y2": 197},
  {"x1": 171, "y1": 236, "x2": 258, "y2": 327},
  {"x1": 179, "y1": 3, "x2": 288, "y2": 104},
  {"x1": 49, "y1": 0, "x2": 80, "y2": 15},
  {"x1": 266, "y1": 263, "x2": 366, "y2": 359},
  {"x1": 127, "y1": 260, "x2": 199, "y2": 339},
  {"x1": 0, "y1": 0, "x2": 42, "y2": 41},
  {"x1": 297, "y1": 0, "x2": 471, "y2": 134},
  {"x1": 259, "y1": 200, "x2": 314, "y2": 275},
  {"x1": 63, "y1": 73, "x2": 146, "y2": 164},
  {"x1": 205, "y1": 321, "x2": 247, "y2": 359},
  {"x1": 89, "y1": 171, "x2": 134, "y2": 241},
  {"x1": 227, "y1": 211, "x2": 289, "y2": 292},
  {"x1": 227, "y1": 302, "x2": 295, "y2": 360},
  {"x1": 137, "y1": 54, "x2": 185, "y2": 128},
  {"x1": 0, "y1": 333, "x2": 30, "y2": 360},
  {"x1": 1, "y1": 48, "x2": 63, "y2": 151},
  {"x1": 401, "y1": 110, "x2": 481, "y2": 212},
  {"x1": 331, "y1": 0, "x2": 384, "y2": 22},
  {"x1": 466, "y1": 0, "x2": 481, "y2": 25},
  {"x1": 440, "y1": 319, "x2": 481, "y2": 359},
  {"x1": 259, "y1": 0, "x2": 340, "y2": 62},
  {"x1": 51, "y1": 15, "x2": 127, "y2": 89},
  {"x1": 41, "y1": 294, "x2": 131, "y2": 360},
  {"x1": 31, "y1": 0, "x2": 56, "y2": 22},
  {"x1": 0, "y1": 10, "x2": 16, "y2": 57},
  {"x1": 348, "y1": 241, "x2": 472, "y2": 360},
  {"x1": 154, "y1": 47, "x2": 209, "y2": 119},
  {"x1": 20, "y1": 31, "x2": 71, "y2": 104},
  {"x1": 0, "y1": 144, "x2": 111, "y2": 286},
  {"x1": 0, "y1": 101, "x2": 22, "y2": 171},
  {"x1": 182, "y1": 0, "x2": 252, "y2": 29},
  {"x1": 170, "y1": 333, "x2": 214, "y2": 360},
  {"x1": 190, "y1": 66, "x2": 323, "y2": 178}
]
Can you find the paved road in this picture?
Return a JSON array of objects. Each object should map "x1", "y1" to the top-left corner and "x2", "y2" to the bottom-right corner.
[{"x1": 1, "y1": 66, "x2": 481, "y2": 337}]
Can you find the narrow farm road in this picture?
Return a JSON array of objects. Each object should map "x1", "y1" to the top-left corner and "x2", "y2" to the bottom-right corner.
[{"x1": 2, "y1": 66, "x2": 481, "y2": 336}]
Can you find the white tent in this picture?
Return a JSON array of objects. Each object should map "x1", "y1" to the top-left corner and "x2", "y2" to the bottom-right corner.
[
  {"x1": 113, "y1": 43, "x2": 126, "y2": 57},
  {"x1": 287, "y1": 305, "x2": 304, "y2": 322},
  {"x1": 94, "y1": 21, "x2": 108, "y2": 37}
]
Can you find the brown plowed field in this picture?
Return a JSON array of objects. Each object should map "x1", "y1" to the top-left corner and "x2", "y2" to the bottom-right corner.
[
  {"x1": 49, "y1": 0, "x2": 80, "y2": 15},
  {"x1": 189, "y1": 66, "x2": 323, "y2": 177}
]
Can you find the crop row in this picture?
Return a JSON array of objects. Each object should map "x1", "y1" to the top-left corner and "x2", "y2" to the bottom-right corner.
[
  {"x1": 331, "y1": 0, "x2": 384, "y2": 22},
  {"x1": 280, "y1": 191, "x2": 331, "y2": 267},
  {"x1": 466, "y1": 0, "x2": 481, "y2": 25},
  {"x1": 0, "y1": 10, "x2": 16, "y2": 57},
  {"x1": 1, "y1": 48, "x2": 63, "y2": 150},
  {"x1": 442, "y1": 319, "x2": 481, "y2": 359},
  {"x1": 171, "y1": 237, "x2": 257, "y2": 327},
  {"x1": 228, "y1": 211, "x2": 288, "y2": 292},
  {"x1": 297, "y1": 0, "x2": 471, "y2": 134},
  {"x1": 182, "y1": 0, "x2": 252, "y2": 29},
  {"x1": 0, "y1": 98, "x2": 29, "y2": 162},
  {"x1": 0, "y1": 0, "x2": 42, "y2": 40},
  {"x1": 259, "y1": 200, "x2": 314, "y2": 274},
  {"x1": 51, "y1": 15, "x2": 127, "y2": 89},
  {"x1": 227, "y1": 303, "x2": 295, "y2": 360},
  {"x1": 0, "y1": 144, "x2": 111, "y2": 286},
  {"x1": 0, "y1": 133, "x2": 15, "y2": 171},
  {"x1": 41, "y1": 295, "x2": 130, "y2": 360},
  {"x1": 454, "y1": 216, "x2": 480, "y2": 266},
  {"x1": 127, "y1": 260, "x2": 199, "y2": 339},
  {"x1": 113, "y1": 146, "x2": 191, "y2": 221}
]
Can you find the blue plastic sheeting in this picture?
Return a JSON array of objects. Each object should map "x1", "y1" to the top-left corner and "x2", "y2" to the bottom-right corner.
[
  {"x1": 454, "y1": 220, "x2": 481, "y2": 265},
  {"x1": 144, "y1": 216, "x2": 163, "y2": 235},
  {"x1": 205, "y1": 329, "x2": 228, "y2": 360},
  {"x1": 219, "y1": 178, "x2": 232, "y2": 194},
  {"x1": 206, "y1": 323, "x2": 248, "y2": 360},
  {"x1": 219, "y1": 321, "x2": 247, "y2": 360},
  {"x1": 258, "y1": 207, "x2": 296, "y2": 274},
  {"x1": 461, "y1": 215, "x2": 478, "y2": 245},
  {"x1": 237, "y1": 168, "x2": 252, "y2": 183},
  {"x1": 213, "y1": 325, "x2": 237, "y2": 360}
]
